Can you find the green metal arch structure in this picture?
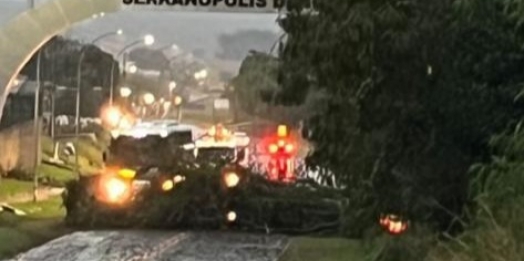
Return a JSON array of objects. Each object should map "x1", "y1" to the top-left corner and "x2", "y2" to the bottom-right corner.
[{"x1": 0, "y1": 0, "x2": 120, "y2": 121}]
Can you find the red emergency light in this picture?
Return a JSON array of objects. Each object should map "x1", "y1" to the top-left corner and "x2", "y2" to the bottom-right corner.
[
  {"x1": 268, "y1": 140, "x2": 295, "y2": 154},
  {"x1": 265, "y1": 124, "x2": 297, "y2": 183}
]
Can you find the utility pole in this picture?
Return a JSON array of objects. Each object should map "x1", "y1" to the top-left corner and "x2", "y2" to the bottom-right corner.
[
  {"x1": 177, "y1": 105, "x2": 183, "y2": 122},
  {"x1": 50, "y1": 85, "x2": 55, "y2": 139},
  {"x1": 32, "y1": 50, "x2": 42, "y2": 202},
  {"x1": 74, "y1": 51, "x2": 85, "y2": 179}
]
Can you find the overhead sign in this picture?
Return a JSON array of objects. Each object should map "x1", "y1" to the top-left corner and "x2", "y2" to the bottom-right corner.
[
  {"x1": 121, "y1": 0, "x2": 285, "y2": 12},
  {"x1": 214, "y1": 98, "x2": 230, "y2": 110}
]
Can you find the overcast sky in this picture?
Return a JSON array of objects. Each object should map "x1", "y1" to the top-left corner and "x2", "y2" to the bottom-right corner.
[{"x1": 0, "y1": 0, "x2": 281, "y2": 57}]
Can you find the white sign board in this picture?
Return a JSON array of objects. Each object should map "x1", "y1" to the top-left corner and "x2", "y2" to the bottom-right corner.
[
  {"x1": 121, "y1": 0, "x2": 285, "y2": 13},
  {"x1": 214, "y1": 98, "x2": 230, "y2": 110}
]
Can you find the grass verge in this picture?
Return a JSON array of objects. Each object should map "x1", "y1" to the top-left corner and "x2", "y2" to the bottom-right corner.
[
  {"x1": 279, "y1": 237, "x2": 367, "y2": 261},
  {"x1": 0, "y1": 179, "x2": 33, "y2": 201},
  {"x1": 0, "y1": 197, "x2": 68, "y2": 259}
]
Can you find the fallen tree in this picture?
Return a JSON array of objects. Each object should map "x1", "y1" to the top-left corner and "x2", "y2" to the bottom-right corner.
[{"x1": 62, "y1": 163, "x2": 348, "y2": 236}]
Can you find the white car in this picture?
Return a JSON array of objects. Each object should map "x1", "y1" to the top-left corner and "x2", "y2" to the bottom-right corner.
[{"x1": 111, "y1": 120, "x2": 205, "y2": 142}]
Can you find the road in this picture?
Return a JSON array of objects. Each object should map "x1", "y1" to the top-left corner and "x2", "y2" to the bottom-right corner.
[{"x1": 5, "y1": 231, "x2": 289, "y2": 261}]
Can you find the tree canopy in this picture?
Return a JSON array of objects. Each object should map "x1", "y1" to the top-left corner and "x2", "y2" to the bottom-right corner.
[
  {"x1": 216, "y1": 30, "x2": 280, "y2": 61},
  {"x1": 21, "y1": 36, "x2": 118, "y2": 117},
  {"x1": 271, "y1": 0, "x2": 524, "y2": 235}
]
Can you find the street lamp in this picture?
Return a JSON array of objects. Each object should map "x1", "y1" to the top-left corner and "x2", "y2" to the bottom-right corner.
[
  {"x1": 200, "y1": 69, "x2": 208, "y2": 79},
  {"x1": 174, "y1": 96, "x2": 183, "y2": 106},
  {"x1": 194, "y1": 69, "x2": 208, "y2": 80},
  {"x1": 109, "y1": 34, "x2": 155, "y2": 105},
  {"x1": 169, "y1": 81, "x2": 177, "y2": 92},
  {"x1": 143, "y1": 93, "x2": 155, "y2": 105},
  {"x1": 75, "y1": 29, "x2": 123, "y2": 177},
  {"x1": 120, "y1": 87, "x2": 132, "y2": 98},
  {"x1": 127, "y1": 64, "x2": 138, "y2": 74}
]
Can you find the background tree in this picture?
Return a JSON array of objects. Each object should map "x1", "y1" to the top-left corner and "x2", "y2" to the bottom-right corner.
[
  {"x1": 128, "y1": 48, "x2": 169, "y2": 71},
  {"x1": 22, "y1": 36, "x2": 118, "y2": 117},
  {"x1": 273, "y1": 0, "x2": 524, "y2": 236},
  {"x1": 216, "y1": 30, "x2": 280, "y2": 61},
  {"x1": 231, "y1": 50, "x2": 309, "y2": 124}
]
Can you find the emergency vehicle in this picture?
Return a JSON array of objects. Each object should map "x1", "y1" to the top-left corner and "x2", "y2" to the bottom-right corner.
[
  {"x1": 94, "y1": 124, "x2": 250, "y2": 207},
  {"x1": 183, "y1": 124, "x2": 250, "y2": 168},
  {"x1": 261, "y1": 125, "x2": 298, "y2": 183}
]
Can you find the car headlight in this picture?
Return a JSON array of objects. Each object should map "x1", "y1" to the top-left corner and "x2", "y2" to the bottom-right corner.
[
  {"x1": 226, "y1": 211, "x2": 237, "y2": 222},
  {"x1": 173, "y1": 175, "x2": 185, "y2": 184},
  {"x1": 161, "y1": 180, "x2": 174, "y2": 191},
  {"x1": 224, "y1": 172, "x2": 240, "y2": 188},
  {"x1": 97, "y1": 176, "x2": 131, "y2": 204}
]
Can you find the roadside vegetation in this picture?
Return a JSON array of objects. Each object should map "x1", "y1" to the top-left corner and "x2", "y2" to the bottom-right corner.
[
  {"x1": 0, "y1": 197, "x2": 68, "y2": 259},
  {"x1": 280, "y1": 237, "x2": 367, "y2": 261},
  {"x1": 0, "y1": 128, "x2": 106, "y2": 258},
  {"x1": 231, "y1": 0, "x2": 524, "y2": 260}
]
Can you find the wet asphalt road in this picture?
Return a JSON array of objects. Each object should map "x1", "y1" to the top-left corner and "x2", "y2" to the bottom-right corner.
[{"x1": 5, "y1": 231, "x2": 289, "y2": 261}]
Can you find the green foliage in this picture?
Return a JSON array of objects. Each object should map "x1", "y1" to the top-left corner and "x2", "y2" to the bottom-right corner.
[
  {"x1": 280, "y1": 237, "x2": 367, "y2": 261},
  {"x1": 63, "y1": 166, "x2": 346, "y2": 235},
  {"x1": 232, "y1": 51, "x2": 280, "y2": 116},
  {"x1": 128, "y1": 48, "x2": 169, "y2": 71},
  {"x1": 0, "y1": 198, "x2": 67, "y2": 259},
  {"x1": 216, "y1": 30, "x2": 280, "y2": 61},
  {"x1": 0, "y1": 179, "x2": 33, "y2": 200},
  {"x1": 275, "y1": 0, "x2": 524, "y2": 235},
  {"x1": 424, "y1": 122, "x2": 524, "y2": 260},
  {"x1": 231, "y1": 51, "x2": 309, "y2": 124},
  {"x1": 21, "y1": 36, "x2": 118, "y2": 117}
]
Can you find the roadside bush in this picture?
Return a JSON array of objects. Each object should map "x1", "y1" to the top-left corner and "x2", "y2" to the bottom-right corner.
[{"x1": 425, "y1": 123, "x2": 524, "y2": 261}]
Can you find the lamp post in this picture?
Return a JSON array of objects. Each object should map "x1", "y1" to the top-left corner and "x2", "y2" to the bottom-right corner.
[
  {"x1": 109, "y1": 34, "x2": 155, "y2": 106},
  {"x1": 32, "y1": 50, "x2": 42, "y2": 202},
  {"x1": 74, "y1": 29, "x2": 123, "y2": 177}
]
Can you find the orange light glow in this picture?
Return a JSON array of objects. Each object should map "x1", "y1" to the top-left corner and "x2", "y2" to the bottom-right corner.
[
  {"x1": 161, "y1": 180, "x2": 174, "y2": 191},
  {"x1": 118, "y1": 168, "x2": 136, "y2": 179},
  {"x1": 96, "y1": 175, "x2": 131, "y2": 204},
  {"x1": 380, "y1": 214, "x2": 408, "y2": 235},
  {"x1": 224, "y1": 172, "x2": 240, "y2": 188},
  {"x1": 284, "y1": 143, "x2": 294, "y2": 153},
  {"x1": 388, "y1": 220, "x2": 408, "y2": 235},
  {"x1": 174, "y1": 96, "x2": 183, "y2": 106},
  {"x1": 277, "y1": 125, "x2": 288, "y2": 137},
  {"x1": 208, "y1": 125, "x2": 217, "y2": 136},
  {"x1": 268, "y1": 144, "x2": 279, "y2": 154},
  {"x1": 207, "y1": 124, "x2": 232, "y2": 140},
  {"x1": 102, "y1": 106, "x2": 122, "y2": 127},
  {"x1": 119, "y1": 116, "x2": 133, "y2": 129}
]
